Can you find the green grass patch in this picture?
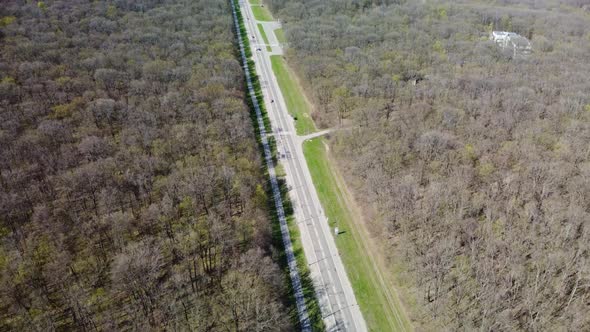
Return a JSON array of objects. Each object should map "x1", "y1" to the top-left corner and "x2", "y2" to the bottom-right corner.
[
  {"x1": 274, "y1": 28, "x2": 286, "y2": 44},
  {"x1": 248, "y1": 0, "x2": 261, "y2": 4},
  {"x1": 251, "y1": 5, "x2": 273, "y2": 21},
  {"x1": 303, "y1": 138, "x2": 413, "y2": 332},
  {"x1": 270, "y1": 55, "x2": 316, "y2": 135},
  {"x1": 275, "y1": 162, "x2": 286, "y2": 178},
  {"x1": 257, "y1": 23, "x2": 272, "y2": 52}
]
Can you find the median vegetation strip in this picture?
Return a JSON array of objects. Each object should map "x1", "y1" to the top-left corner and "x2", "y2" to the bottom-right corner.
[
  {"x1": 270, "y1": 55, "x2": 316, "y2": 135},
  {"x1": 234, "y1": 2, "x2": 270, "y2": 132},
  {"x1": 232, "y1": 1, "x2": 323, "y2": 330},
  {"x1": 257, "y1": 23, "x2": 272, "y2": 52},
  {"x1": 303, "y1": 138, "x2": 413, "y2": 332}
]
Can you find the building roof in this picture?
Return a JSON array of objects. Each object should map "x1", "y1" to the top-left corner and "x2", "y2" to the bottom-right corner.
[
  {"x1": 492, "y1": 31, "x2": 517, "y2": 39},
  {"x1": 490, "y1": 30, "x2": 532, "y2": 53}
]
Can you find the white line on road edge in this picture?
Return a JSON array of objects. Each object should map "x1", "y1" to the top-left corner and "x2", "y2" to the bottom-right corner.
[{"x1": 229, "y1": 1, "x2": 311, "y2": 330}]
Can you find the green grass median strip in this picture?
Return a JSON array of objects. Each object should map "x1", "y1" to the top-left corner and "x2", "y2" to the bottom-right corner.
[
  {"x1": 270, "y1": 55, "x2": 316, "y2": 135},
  {"x1": 257, "y1": 23, "x2": 272, "y2": 52},
  {"x1": 303, "y1": 138, "x2": 412, "y2": 332},
  {"x1": 274, "y1": 28, "x2": 286, "y2": 44},
  {"x1": 251, "y1": 5, "x2": 273, "y2": 21}
]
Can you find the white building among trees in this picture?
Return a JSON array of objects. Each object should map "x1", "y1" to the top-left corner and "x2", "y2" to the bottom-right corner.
[{"x1": 490, "y1": 31, "x2": 532, "y2": 56}]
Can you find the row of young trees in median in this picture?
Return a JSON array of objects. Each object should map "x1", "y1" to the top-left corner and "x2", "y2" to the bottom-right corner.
[
  {"x1": 267, "y1": 0, "x2": 590, "y2": 330},
  {"x1": 0, "y1": 0, "x2": 293, "y2": 330}
]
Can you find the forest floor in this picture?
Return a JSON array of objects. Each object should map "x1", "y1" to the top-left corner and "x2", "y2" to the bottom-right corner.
[
  {"x1": 270, "y1": 55, "x2": 316, "y2": 135},
  {"x1": 303, "y1": 139, "x2": 413, "y2": 332}
]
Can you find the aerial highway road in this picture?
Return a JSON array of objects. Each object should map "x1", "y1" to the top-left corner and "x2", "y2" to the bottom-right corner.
[{"x1": 239, "y1": 1, "x2": 368, "y2": 331}]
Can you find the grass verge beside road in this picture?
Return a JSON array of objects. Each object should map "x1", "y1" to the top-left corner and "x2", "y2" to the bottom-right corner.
[
  {"x1": 274, "y1": 28, "x2": 286, "y2": 44},
  {"x1": 303, "y1": 138, "x2": 413, "y2": 332},
  {"x1": 270, "y1": 55, "x2": 316, "y2": 135},
  {"x1": 257, "y1": 23, "x2": 272, "y2": 51},
  {"x1": 251, "y1": 5, "x2": 273, "y2": 21}
]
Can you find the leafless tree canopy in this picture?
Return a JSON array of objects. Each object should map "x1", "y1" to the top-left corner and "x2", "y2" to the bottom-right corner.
[
  {"x1": 267, "y1": 0, "x2": 590, "y2": 330},
  {"x1": 0, "y1": 0, "x2": 292, "y2": 330}
]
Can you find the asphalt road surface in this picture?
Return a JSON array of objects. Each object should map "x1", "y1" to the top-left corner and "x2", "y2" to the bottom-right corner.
[{"x1": 240, "y1": 2, "x2": 368, "y2": 331}]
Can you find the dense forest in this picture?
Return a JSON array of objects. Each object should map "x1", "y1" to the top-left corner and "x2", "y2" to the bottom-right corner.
[
  {"x1": 267, "y1": 0, "x2": 590, "y2": 330},
  {"x1": 0, "y1": 0, "x2": 293, "y2": 330}
]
